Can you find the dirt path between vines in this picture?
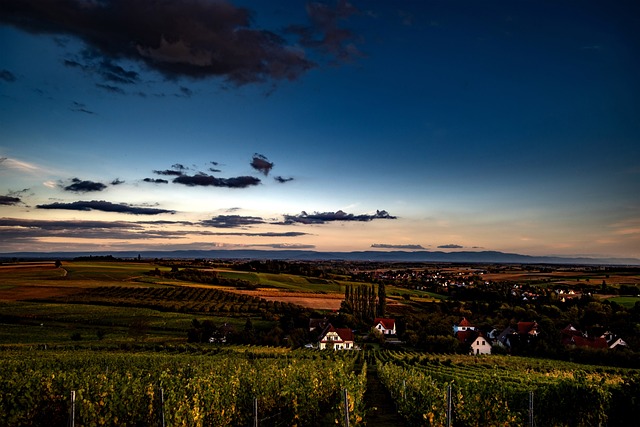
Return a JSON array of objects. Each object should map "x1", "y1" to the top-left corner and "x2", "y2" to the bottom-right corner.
[{"x1": 363, "y1": 362, "x2": 407, "y2": 427}]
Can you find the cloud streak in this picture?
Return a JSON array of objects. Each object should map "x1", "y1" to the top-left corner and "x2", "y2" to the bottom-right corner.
[
  {"x1": 200, "y1": 215, "x2": 266, "y2": 228},
  {"x1": 36, "y1": 200, "x2": 175, "y2": 215},
  {"x1": 281, "y1": 209, "x2": 396, "y2": 225},
  {"x1": 371, "y1": 243, "x2": 425, "y2": 250}
]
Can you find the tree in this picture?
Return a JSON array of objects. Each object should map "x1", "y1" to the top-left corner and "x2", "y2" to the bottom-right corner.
[{"x1": 378, "y1": 282, "x2": 387, "y2": 317}]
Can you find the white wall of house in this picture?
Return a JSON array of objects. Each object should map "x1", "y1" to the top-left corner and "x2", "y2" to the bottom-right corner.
[{"x1": 470, "y1": 337, "x2": 492, "y2": 355}]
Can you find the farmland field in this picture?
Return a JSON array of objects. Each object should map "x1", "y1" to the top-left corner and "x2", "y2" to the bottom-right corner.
[{"x1": 2, "y1": 260, "x2": 640, "y2": 426}]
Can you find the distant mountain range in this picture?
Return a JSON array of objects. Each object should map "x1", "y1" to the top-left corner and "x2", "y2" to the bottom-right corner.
[{"x1": 1, "y1": 249, "x2": 639, "y2": 266}]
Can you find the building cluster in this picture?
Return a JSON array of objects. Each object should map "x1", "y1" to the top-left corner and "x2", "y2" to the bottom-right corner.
[
  {"x1": 308, "y1": 317, "x2": 397, "y2": 350},
  {"x1": 453, "y1": 317, "x2": 628, "y2": 355}
]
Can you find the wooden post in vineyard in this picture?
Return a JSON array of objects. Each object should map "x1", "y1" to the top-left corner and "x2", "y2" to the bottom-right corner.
[
  {"x1": 69, "y1": 390, "x2": 75, "y2": 427},
  {"x1": 159, "y1": 387, "x2": 165, "y2": 427},
  {"x1": 529, "y1": 391, "x2": 534, "y2": 427},
  {"x1": 446, "y1": 384, "x2": 452, "y2": 427},
  {"x1": 343, "y1": 388, "x2": 350, "y2": 427},
  {"x1": 253, "y1": 397, "x2": 258, "y2": 427}
]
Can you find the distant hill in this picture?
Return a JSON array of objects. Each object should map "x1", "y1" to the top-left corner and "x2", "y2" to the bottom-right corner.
[{"x1": 1, "y1": 249, "x2": 638, "y2": 265}]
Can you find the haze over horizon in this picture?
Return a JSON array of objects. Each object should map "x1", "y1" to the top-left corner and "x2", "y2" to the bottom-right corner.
[{"x1": 1, "y1": 1, "x2": 639, "y2": 260}]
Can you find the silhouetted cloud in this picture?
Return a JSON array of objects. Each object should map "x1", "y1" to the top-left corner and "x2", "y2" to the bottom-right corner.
[
  {"x1": 438, "y1": 244, "x2": 464, "y2": 249},
  {"x1": 0, "y1": 69, "x2": 16, "y2": 82},
  {"x1": 65, "y1": 56, "x2": 139, "y2": 85},
  {"x1": 173, "y1": 173, "x2": 260, "y2": 188},
  {"x1": 0, "y1": 195, "x2": 21, "y2": 205},
  {"x1": 287, "y1": 1, "x2": 363, "y2": 63},
  {"x1": 275, "y1": 176, "x2": 294, "y2": 183},
  {"x1": 281, "y1": 209, "x2": 396, "y2": 224},
  {"x1": 69, "y1": 101, "x2": 96, "y2": 114},
  {"x1": 144, "y1": 178, "x2": 169, "y2": 184},
  {"x1": 153, "y1": 169, "x2": 184, "y2": 176},
  {"x1": 0, "y1": 0, "x2": 318, "y2": 85},
  {"x1": 96, "y1": 83, "x2": 125, "y2": 94},
  {"x1": 111, "y1": 178, "x2": 124, "y2": 185},
  {"x1": 36, "y1": 200, "x2": 175, "y2": 215},
  {"x1": 63, "y1": 178, "x2": 107, "y2": 193},
  {"x1": 371, "y1": 244, "x2": 425, "y2": 250},
  {"x1": 250, "y1": 153, "x2": 274, "y2": 176},
  {"x1": 200, "y1": 215, "x2": 266, "y2": 228}
]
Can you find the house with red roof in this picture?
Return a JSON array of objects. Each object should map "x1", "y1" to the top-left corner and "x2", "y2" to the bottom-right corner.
[
  {"x1": 453, "y1": 317, "x2": 476, "y2": 334},
  {"x1": 373, "y1": 318, "x2": 396, "y2": 335},
  {"x1": 318, "y1": 324, "x2": 355, "y2": 350}
]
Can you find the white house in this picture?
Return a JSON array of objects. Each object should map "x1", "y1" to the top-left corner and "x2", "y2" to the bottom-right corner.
[
  {"x1": 318, "y1": 324, "x2": 355, "y2": 350},
  {"x1": 470, "y1": 333, "x2": 492, "y2": 355},
  {"x1": 373, "y1": 318, "x2": 396, "y2": 335}
]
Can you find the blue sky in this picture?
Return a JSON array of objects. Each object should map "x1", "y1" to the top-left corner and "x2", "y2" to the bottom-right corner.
[{"x1": 1, "y1": 0, "x2": 639, "y2": 259}]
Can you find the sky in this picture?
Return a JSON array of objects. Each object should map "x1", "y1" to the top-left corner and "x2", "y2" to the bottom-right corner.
[{"x1": 1, "y1": 0, "x2": 639, "y2": 259}]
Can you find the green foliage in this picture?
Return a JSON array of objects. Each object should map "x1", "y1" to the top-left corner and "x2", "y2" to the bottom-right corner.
[
  {"x1": 0, "y1": 349, "x2": 364, "y2": 427},
  {"x1": 373, "y1": 351, "x2": 640, "y2": 427}
]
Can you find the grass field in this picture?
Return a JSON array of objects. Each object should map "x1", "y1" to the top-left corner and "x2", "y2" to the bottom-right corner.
[{"x1": 606, "y1": 296, "x2": 640, "y2": 308}]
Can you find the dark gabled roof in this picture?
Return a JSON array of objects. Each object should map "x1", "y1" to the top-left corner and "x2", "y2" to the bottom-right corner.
[{"x1": 374, "y1": 318, "x2": 395, "y2": 330}]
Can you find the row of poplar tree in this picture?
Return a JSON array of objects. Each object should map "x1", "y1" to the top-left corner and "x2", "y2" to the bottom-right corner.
[{"x1": 341, "y1": 282, "x2": 386, "y2": 323}]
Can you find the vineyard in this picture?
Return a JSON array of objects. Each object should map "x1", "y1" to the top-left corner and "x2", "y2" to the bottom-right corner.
[
  {"x1": 38, "y1": 286, "x2": 307, "y2": 317},
  {"x1": 1, "y1": 346, "x2": 639, "y2": 426},
  {"x1": 372, "y1": 350, "x2": 640, "y2": 427},
  {"x1": 0, "y1": 347, "x2": 366, "y2": 427}
]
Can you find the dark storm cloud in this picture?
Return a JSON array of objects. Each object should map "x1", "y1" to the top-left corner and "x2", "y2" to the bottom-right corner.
[
  {"x1": 0, "y1": 195, "x2": 21, "y2": 206},
  {"x1": 274, "y1": 176, "x2": 294, "y2": 184},
  {"x1": 173, "y1": 173, "x2": 260, "y2": 188},
  {"x1": 0, "y1": 0, "x2": 316, "y2": 85},
  {"x1": 200, "y1": 215, "x2": 266, "y2": 228},
  {"x1": 0, "y1": 69, "x2": 17, "y2": 82},
  {"x1": 371, "y1": 244, "x2": 425, "y2": 250},
  {"x1": 63, "y1": 178, "x2": 107, "y2": 193},
  {"x1": 250, "y1": 153, "x2": 274, "y2": 176},
  {"x1": 36, "y1": 200, "x2": 175, "y2": 215},
  {"x1": 438, "y1": 244, "x2": 464, "y2": 249},
  {"x1": 144, "y1": 178, "x2": 169, "y2": 184},
  {"x1": 281, "y1": 210, "x2": 396, "y2": 225}
]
